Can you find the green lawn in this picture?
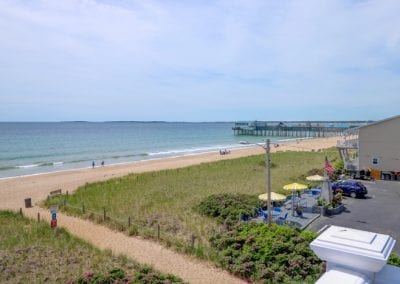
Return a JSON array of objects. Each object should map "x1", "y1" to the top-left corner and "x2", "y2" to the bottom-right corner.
[
  {"x1": 0, "y1": 211, "x2": 184, "y2": 283},
  {"x1": 49, "y1": 149, "x2": 338, "y2": 253}
]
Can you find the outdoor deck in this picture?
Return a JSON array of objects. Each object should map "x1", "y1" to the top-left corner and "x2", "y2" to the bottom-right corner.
[{"x1": 250, "y1": 190, "x2": 321, "y2": 229}]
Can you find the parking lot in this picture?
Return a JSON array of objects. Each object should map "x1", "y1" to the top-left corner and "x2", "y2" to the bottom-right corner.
[{"x1": 308, "y1": 180, "x2": 400, "y2": 254}]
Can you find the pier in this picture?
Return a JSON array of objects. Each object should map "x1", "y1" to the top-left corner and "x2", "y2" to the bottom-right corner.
[{"x1": 232, "y1": 121, "x2": 368, "y2": 138}]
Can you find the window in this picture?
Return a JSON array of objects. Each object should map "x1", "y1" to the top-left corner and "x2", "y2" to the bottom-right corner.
[{"x1": 372, "y1": 158, "x2": 379, "y2": 165}]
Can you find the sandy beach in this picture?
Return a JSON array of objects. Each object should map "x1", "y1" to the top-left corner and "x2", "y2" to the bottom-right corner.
[{"x1": 0, "y1": 136, "x2": 338, "y2": 211}]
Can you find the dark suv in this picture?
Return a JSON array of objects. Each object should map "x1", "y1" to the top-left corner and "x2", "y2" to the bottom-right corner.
[{"x1": 332, "y1": 180, "x2": 368, "y2": 198}]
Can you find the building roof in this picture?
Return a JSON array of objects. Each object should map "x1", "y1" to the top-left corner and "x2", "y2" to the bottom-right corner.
[{"x1": 345, "y1": 115, "x2": 400, "y2": 133}]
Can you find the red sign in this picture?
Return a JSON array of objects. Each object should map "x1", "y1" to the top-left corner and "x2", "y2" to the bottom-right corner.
[{"x1": 51, "y1": 219, "x2": 57, "y2": 229}]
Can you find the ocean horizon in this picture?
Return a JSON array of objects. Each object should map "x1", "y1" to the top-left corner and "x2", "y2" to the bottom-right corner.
[{"x1": 0, "y1": 121, "x2": 297, "y2": 179}]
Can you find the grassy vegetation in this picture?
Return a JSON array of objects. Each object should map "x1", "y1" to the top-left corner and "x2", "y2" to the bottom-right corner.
[
  {"x1": 0, "y1": 211, "x2": 184, "y2": 283},
  {"x1": 47, "y1": 149, "x2": 338, "y2": 254}
]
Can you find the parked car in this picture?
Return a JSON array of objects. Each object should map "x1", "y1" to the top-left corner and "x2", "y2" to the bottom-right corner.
[{"x1": 332, "y1": 180, "x2": 368, "y2": 198}]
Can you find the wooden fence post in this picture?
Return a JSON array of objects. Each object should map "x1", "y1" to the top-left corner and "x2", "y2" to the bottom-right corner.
[
  {"x1": 128, "y1": 216, "x2": 131, "y2": 227},
  {"x1": 19, "y1": 208, "x2": 22, "y2": 216},
  {"x1": 82, "y1": 203, "x2": 85, "y2": 214},
  {"x1": 191, "y1": 234, "x2": 196, "y2": 248},
  {"x1": 37, "y1": 212, "x2": 40, "y2": 222},
  {"x1": 157, "y1": 224, "x2": 160, "y2": 239},
  {"x1": 103, "y1": 208, "x2": 106, "y2": 221}
]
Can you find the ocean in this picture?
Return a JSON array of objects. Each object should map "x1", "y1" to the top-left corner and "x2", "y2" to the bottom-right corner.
[{"x1": 0, "y1": 122, "x2": 289, "y2": 179}]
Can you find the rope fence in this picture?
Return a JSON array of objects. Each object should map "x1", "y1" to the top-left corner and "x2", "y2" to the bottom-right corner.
[{"x1": 45, "y1": 197, "x2": 200, "y2": 251}]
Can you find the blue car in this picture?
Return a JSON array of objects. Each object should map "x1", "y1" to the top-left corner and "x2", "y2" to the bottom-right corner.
[{"x1": 332, "y1": 180, "x2": 368, "y2": 198}]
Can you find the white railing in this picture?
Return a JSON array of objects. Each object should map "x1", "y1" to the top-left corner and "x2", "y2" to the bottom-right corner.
[
  {"x1": 344, "y1": 161, "x2": 359, "y2": 171},
  {"x1": 337, "y1": 139, "x2": 359, "y2": 148}
]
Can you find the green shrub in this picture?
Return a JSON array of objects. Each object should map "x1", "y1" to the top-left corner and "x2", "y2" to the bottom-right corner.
[
  {"x1": 306, "y1": 168, "x2": 324, "y2": 176},
  {"x1": 334, "y1": 159, "x2": 344, "y2": 174},
  {"x1": 210, "y1": 223, "x2": 321, "y2": 282},
  {"x1": 195, "y1": 194, "x2": 261, "y2": 227},
  {"x1": 389, "y1": 253, "x2": 400, "y2": 267},
  {"x1": 75, "y1": 267, "x2": 185, "y2": 283},
  {"x1": 298, "y1": 168, "x2": 324, "y2": 181}
]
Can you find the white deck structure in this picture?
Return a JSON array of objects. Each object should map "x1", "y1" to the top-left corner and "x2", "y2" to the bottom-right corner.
[{"x1": 310, "y1": 225, "x2": 400, "y2": 283}]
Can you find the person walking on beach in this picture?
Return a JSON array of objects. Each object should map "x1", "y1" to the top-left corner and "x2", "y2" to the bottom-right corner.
[
  {"x1": 92, "y1": 161, "x2": 95, "y2": 169},
  {"x1": 101, "y1": 161, "x2": 104, "y2": 167}
]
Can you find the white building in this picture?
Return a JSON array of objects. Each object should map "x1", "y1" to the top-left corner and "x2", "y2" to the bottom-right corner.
[{"x1": 337, "y1": 115, "x2": 400, "y2": 180}]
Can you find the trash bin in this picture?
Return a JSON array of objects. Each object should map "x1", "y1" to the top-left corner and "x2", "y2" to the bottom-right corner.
[
  {"x1": 381, "y1": 172, "x2": 392, "y2": 180},
  {"x1": 24, "y1": 198, "x2": 32, "y2": 208},
  {"x1": 371, "y1": 169, "x2": 381, "y2": 180}
]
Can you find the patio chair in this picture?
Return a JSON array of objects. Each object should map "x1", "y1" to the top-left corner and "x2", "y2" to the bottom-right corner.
[
  {"x1": 277, "y1": 212, "x2": 288, "y2": 225},
  {"x1": 312, "y1": 190, "x2": 320, "y2": 198},
  {"x1": 273, "y1": 207, "x2": 282, "y2": 213},
  {"x1": 263, "y1": 212, "x2": 268, "y2": 222},
  {"x1": 258, "y1": 208, "x2": 264, "y2": 217}
]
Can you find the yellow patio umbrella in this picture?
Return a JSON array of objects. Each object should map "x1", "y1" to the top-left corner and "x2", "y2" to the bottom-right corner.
[
  {"x1": 258, "y1": 192, "x2": 287, "y2": 202},
  {"x1": 283, "y1": 183, "x2": 308, "y2": 216},
  {"x1": 283, "y1": 183, "x2": 308, "y2": 191},
  {"x1": 306, "y1": 175, "x2": 324, "y2": 182}
]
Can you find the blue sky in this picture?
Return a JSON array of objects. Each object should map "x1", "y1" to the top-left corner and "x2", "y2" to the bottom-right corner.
[{"x1": 0, "y1": 0, "x2": 399, "y2": 121}]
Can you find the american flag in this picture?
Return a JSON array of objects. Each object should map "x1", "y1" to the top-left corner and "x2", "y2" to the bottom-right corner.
[{"x1": 324, "y1": 156, "x2": 335, "y2": 175}]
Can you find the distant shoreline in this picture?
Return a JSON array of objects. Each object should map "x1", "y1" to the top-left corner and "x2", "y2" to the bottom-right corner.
[{"x1": 0, "y1": 136, "x2": 318, "y2": 180}]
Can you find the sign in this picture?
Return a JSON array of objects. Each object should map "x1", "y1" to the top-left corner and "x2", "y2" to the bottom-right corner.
[{"x1": 49, "y1": 205, "x2": 58, "y2": 229}]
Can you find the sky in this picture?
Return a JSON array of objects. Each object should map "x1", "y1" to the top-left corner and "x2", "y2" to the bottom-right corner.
[{"x1": 0, "y1": 0, "x2": 399, "y2": 122}]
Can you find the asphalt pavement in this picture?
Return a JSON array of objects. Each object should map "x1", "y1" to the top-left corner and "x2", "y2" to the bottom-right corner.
[{"x1": 307, "y1": 180, "x2": 400, "y2": 254}]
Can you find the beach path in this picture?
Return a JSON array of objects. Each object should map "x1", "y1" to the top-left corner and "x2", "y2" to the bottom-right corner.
[
  {"x1": 0, "y1": 137, "x2": 338, "y2": 283},
  {"x1": 21, "y1": 206, "x2": 244, "y2": 284}
]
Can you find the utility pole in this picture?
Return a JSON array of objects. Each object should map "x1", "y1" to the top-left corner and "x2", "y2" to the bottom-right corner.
[{"x1": 266, "y1": 139, "x2": 272, "y2": 226}]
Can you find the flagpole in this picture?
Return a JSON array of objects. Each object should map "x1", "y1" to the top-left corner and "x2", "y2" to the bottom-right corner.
[{"x1": 323, "y1": 153, "x2": 333, "y2": 204}]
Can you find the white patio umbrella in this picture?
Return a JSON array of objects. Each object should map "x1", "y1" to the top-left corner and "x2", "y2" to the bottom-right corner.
[
  {"x1": 306, "y1": 175, "x2": 324, "y2": 182},
  {"x1": 258, "y1": 192, "x2": 287, "y2": 202}
]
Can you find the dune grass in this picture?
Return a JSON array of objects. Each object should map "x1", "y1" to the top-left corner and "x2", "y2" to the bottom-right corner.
[
  {"x1": 0, "y1": 210, "x2": 184, "y2": 283},
  {"x1": 49, "y1": 149, "x2": 338, "y2": 254}
]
